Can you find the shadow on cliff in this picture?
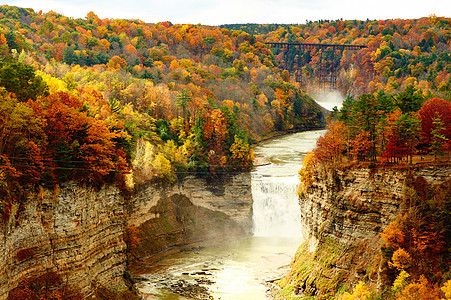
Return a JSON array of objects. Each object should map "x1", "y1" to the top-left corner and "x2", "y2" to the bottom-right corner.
[{"x1": 126, "y1": 193, "x2": 247, "y2": 272}]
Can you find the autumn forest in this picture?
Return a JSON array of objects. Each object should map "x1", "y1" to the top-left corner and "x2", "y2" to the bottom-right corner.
[{"x1": 0, "y1": 4, "x2": 450, "y2": 300}]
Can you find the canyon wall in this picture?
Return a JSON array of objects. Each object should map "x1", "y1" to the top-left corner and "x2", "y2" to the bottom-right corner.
[
  {"x1": 0, "y1": 182, "x2": 128, "y2": 299},
  {"x1": 279, "y1": 164, "x2": 450, "y2": 299},
  {"x1": 0, "y1": 173, "x2": 253, "y2": 298},
  {"x1": 127, "y1": 173, "x2": 253, "y2": 267}
]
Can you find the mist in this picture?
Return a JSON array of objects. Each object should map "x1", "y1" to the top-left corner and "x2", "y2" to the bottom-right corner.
[{"x1": 312, "y1": 90, "x2": 345, "y2": 111}]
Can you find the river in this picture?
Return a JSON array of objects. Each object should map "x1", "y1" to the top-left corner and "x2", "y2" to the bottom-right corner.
[{"x1": 134, "y1": 129, "x2": 325, "y2": 299}]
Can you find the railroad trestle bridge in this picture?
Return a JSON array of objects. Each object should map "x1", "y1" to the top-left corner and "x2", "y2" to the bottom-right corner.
[{"x1": 265, "y1": 42, "x2": 367, "y2": 90}]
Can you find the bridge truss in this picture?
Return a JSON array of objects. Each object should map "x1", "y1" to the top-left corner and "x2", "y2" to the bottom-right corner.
[{"x1": 265, "y1": 42, "x2": 367, "y2": 90}]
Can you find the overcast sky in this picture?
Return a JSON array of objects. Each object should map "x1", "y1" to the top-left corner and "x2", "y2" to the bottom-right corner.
[{"x1": 3, "y1": 0, "x2": 451, "y2": 26}]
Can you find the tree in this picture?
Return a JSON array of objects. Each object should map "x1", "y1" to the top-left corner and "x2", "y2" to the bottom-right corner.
[
  {"x1": 376, "y1": 90, "x2": 395, "y2": 113},
  {"x1": 176, "y1": 88, "x2": 191, "y2": 121},
  {"x1": 0, "y1": 61, "x2": 49, "y2": 101},
  {"x1": 350, "y1": 93, "x2": 380, "y2": 160},
  {"x1": 31, "y1": 92, "x2": 130, "y2": 183},
  {"x1": 229, "y1": 135, "x2": 254, "y2": 171},
  {"x1": 396, "y1": 85, "x2": 424, "y2": 113},
  {"x1": 442, "y1": 279, "x2": 451, "y2": 300},
  {"x1": 349, "y1": 130, "x2": 373, "y2": 162},
  {"x1": 314, "y1": 120, "x2": 348, "y2": 165},
  {"x1": 340, "y1": 281, "x2": 371, "y2": 300},
  {"x1": 62, "y1": 46, "x2": 77, "y2": 64},
  {"x1": 106, "y1": 55, "x2": 127, "y2": 69},
  {"x1": 298, "y1": 151, "x2": 318, "y2": 194},
  {"x1": 382, "y1": 111, "x2": 421, "y2": 164},
  {"x1": 418, "y1": 98, "x2": 451, "y2": 151},
  {"x1": 429, "y1": 112, "x2": 448, "y2": 160},
  {"x1": 399, "y1": 113, "x2": 421, "y2": 164}
]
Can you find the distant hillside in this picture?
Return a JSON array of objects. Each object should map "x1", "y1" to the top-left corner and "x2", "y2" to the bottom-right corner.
[
  {"x1": 220, "y1": 23, "x2": 295, "y2": 35},
  {"x1": 224, "y1": 18, "x2": 451, "y2": 98}
]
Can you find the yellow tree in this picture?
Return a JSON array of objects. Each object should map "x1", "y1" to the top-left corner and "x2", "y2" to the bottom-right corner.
[{"x1": 229, "y1": 135, "x2": 254, "y2": 171}]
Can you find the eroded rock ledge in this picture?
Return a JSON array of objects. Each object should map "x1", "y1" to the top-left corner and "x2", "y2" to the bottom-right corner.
[{"x1": 279, "y1": 164, "x2": 450, "y2": 299}]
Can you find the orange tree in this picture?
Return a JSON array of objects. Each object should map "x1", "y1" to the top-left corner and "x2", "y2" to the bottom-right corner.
[{"x1": 29, "y1": 91, "x2": 130, "y2": 183}]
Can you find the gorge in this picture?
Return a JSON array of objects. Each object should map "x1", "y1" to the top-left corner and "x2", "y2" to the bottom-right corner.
[
  {"x1": 0, "y1": 130, "x2": 321, "y2": 299},
  {"x1": 0, "y1": 6, "x2": 450, "y2": 300},
  {"x1": 1, "y1": 129, "x2": 449, "y2": 299},
  {"x1": 131, "y1": 129, "x2": 324, "y2": 299}
]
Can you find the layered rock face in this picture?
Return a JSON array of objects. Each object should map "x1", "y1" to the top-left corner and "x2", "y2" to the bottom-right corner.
[
  {"x1": 284, "y1": 164, "x2": 450, "y2": 298},
  {"x1": 127, "y1": 173, "x2": 253, "y2": 266},
  {"x1": 129, "y1": 173, "x2": 252, "y2": 229},
  {"x1": 301, "y1": 165, "x2": 450, "y2": 249},
  {"x1": 0, "y1": 182, "x2": 128, "y2": 299},
  {"x1": 0, "y1": 173, "x2": 253, "y2": 298}
]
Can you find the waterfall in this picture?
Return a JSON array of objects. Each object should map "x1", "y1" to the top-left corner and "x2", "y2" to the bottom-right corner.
[
  {"x1": 252, "y1": 174, "x2": 303, "y2": 238},
  {"x1": 250, "y1": 129, "x2": 325, "y2": 239}
]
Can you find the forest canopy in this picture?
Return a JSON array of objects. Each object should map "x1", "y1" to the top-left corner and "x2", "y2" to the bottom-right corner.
[{"x1": 0, "y1": 5, "x2": 327, "y2": 208}]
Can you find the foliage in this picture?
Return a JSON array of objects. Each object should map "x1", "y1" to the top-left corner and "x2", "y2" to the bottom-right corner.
[
  {"x1": 328, "y1": 87, "x2": 450, "y2": 165},
  {"x1": 382, "y1": 111, "x2": 421, "y2": 164},
  {"x1": 418, "y1": 97, "x2": 451, "y2": 152},
  {"x1": 253, "y1": 17, "x2": 451, "y2": 98},
  {"x1": 298, "y1": 151, "x2": 318, "y2": 194},
  {"x1": 0, "y1": 5, "x2": 328, "y2": 190},
  {"x1": 340, "y1": 281, "x2": 371, "y2": 300},
  {"x1": 0, "y1": 61, "x2": 49, "y2": 101},
  {"x1": 229, "y1": 135, "x2": 254, "y2": 171},
  {"x1": 442, "y1": 279, "x2": 451, "y2": 300},
  {"x1": 380, "y1": 177, "x2": 450, "y2": 299},
  {"x1": 313, "y1": 120, "x2": 347, "y2": 165}
]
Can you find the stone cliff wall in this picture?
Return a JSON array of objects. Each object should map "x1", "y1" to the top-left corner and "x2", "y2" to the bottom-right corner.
[
  {"x1": 0, "y1": 173, "x2": 253, "y2": 298},
  {"x1": 129, "y1": 173, "x2": 252, "y2": 229},
  {"x1": 301, "y1": 164, "x2": 449, "y2": 249},
  {"x1": 279, "y1": 164, "x2": 450, "y2": 299},
  {"x1": 127, "y1": 173, "x2": 253, "y2": 267},
  {"x1": 0, "y1": 182, "x2": 128, "y2": 299}
]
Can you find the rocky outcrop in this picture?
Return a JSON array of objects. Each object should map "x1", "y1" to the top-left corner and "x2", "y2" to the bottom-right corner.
[
  {"x1": 0, "y1": 173, "x2": 253, "y2": 298},
  {"x1": 301, "y1": 164, "x2": 449, "y2": 249},
  {"x1": 129, "y1": 173, "x2": 252, "y2": 231},
  {"x1": 280, "y1": 164, "x2": 450, "y2": 299},
  {"x1": 127, "y1": 173, "x2": 253, "y2": 267},
  {"x1": 0, "y1": 182, "x2": 128, "y2": 299}
]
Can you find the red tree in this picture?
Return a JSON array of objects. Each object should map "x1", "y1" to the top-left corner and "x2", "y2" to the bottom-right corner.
[{"x1": 418, "y1": 97, "x2": 451, "y2": 153}]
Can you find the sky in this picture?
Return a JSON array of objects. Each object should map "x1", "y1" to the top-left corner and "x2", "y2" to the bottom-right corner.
[{"x1": 3, "y1": 0, "x2": 451, "y2": 26}]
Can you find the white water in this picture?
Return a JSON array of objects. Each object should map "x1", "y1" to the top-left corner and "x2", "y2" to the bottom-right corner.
[
  {"x1": 134, "y1": 129, "x2": 325, "y2": 299},
  {"x1": 312, "y1": 90, "x2": 345, "y2": 111},
  {"x1": 252, "y1": 129, "x2": 325, "y2": 238},
  {"x1": 252, "y1": 176, "x2": 301, "y2": 237}
]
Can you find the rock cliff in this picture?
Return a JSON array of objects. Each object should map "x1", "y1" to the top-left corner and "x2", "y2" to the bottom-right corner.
[
  {"x1": 127, "y1": 173, "x2": 253, "y2": 267},
  {"x1": 0, "y1": 173, "x2": 253, "y2": 298},
  {"x1": 0, "y1": 182, "x2": 128, "y2": 299},
  {"x1": 278, "y1": 163, "x2": 450, "y2": 299}
]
